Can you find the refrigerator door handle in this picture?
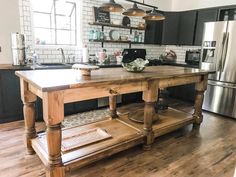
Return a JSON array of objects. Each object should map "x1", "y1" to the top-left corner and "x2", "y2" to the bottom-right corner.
[
  {"x1": 208, "y1": 80, "x2": 236, "y2": 89},
  {"x1": 221, "y1": 32, "x2": 229, "y2": 73},
  {"x1": 216, "y1": 32, "x2": 227, "y2": 72}
]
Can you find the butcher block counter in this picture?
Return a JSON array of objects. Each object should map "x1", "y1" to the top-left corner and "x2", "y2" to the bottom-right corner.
[{"x1": 15, "y1": 66, "x2": 209, "y2": 177}]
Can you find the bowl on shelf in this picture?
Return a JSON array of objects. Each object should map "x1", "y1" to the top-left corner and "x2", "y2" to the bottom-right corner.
[
  {"x1": 120, "y1": 35, "x2": 129, "y2": 41},
  {"x1": 112, "y1": 20, "x2": 122, "y2": 25},
  {"x1": 122, "y1": 58, "x2": 149, "y2": 73}
]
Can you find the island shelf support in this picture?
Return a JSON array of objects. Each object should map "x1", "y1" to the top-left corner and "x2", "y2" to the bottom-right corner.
[{"x1": 109, "y1": 95, "x2": 118, "y2": 118}]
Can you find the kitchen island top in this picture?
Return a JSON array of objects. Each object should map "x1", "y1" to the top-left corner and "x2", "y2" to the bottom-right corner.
[{"x1": 16, "y1": 66, "x2": 209, "y2": 92}]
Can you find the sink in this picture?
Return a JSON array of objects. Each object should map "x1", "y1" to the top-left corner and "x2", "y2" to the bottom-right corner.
[
  {"x1": 32, "y1": 63, "x2": 72, "y2": 70},
  {"x1": 40, "y1": 63, "x2": 67, "y2": 66}
]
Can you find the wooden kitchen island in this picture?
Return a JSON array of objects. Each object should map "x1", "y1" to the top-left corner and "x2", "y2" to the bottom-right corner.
[{"x1": 16, "y1": 66, "x2": 209, "y2": 177}]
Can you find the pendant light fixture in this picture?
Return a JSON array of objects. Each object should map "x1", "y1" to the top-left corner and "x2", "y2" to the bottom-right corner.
[
  {"x1": 143, "y1": 8, "x2": 165, "y2": 21},
  {"x1": 99, "y1": 0, "x2": 124, "y2": 12},
  {"x1": 122, "y1": 3, "x2": 146, "y2": 17}
]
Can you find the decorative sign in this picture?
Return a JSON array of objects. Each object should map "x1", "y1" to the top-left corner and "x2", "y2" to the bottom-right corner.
[{"x1": 93, "y1": 7, "x2": 110, "y2": 23}]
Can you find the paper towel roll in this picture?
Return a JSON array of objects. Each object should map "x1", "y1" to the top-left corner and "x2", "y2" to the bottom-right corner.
[{"x1": 82, "y1": 47, "x2": 89, "y2": 63}]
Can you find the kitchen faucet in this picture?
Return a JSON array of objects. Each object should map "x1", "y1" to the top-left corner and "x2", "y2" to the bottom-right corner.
[{"x1": 57, "y1": 48, "x2": 66, "y2": 64}]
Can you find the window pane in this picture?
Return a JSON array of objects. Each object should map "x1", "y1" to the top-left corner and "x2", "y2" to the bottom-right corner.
[
  {"x1": 32, "y1": 0, "x2": 53, "y2": 13},
  {"x1": 56, "y1": 30, "x2": 76, "y2": 45},
  {"x1": 34, "y1": 28, "x2": 55, "y2": 45},
  {"x1": 32, "y1": 0, "x2": 78, "y2": 45},
  {"x1": 71, "y1": 8, "x2": 76, "y2": 30},
  {"x1": 33, "y1": 13, "x2": 51, "y2": 28},
  {"x1": 55, "y1": 1, "x2": 74, "y2": 16},
  {"x1": 56, "y1": 15, "x2": 70, "y2": 29}
]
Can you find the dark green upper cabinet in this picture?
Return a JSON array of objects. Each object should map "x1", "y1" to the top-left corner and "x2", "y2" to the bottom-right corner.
[
  {"x1": 178, "y1": 11, "x2": 197, "y2": 45},
  {"x1": 162, "y1": 12, "x2": 180, "y2": 45},
  {"x1": 194, "y1": 8, "x2": 218, "y2": 46},
  {"x1": 144, "y1": 20, "x2": 163, "y2": 44}
]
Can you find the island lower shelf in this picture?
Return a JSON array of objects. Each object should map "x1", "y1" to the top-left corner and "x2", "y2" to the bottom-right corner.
[
  {"x1": 32, "y1": 103, "x2": 194, "y2": 171},
  {"x1": 117, "y1": 103, "x2": 195, "y2": 138},
  {"x1": 32, "y1": 118, "x2": 143, "y2": 171}
]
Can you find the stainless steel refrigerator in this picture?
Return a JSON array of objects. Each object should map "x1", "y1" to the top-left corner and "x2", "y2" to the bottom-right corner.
[{"x1": 200, "y1": 21, "x2": 236, "y2": 118}]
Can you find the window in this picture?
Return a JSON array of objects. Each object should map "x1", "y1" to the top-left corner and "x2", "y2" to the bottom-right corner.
[{"x1": 32, "y1": 0, "x2": 80, "y2": 46}]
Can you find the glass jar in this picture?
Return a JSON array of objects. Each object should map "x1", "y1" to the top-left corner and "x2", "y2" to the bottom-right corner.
[
  {"x1": 100, "y1": 31, "x2": 104, "y2": 40},
  {"x1": 138, "y1": 32, "x2": 143, "y2": 43},
  {"x1": 89, "y1": 30, "x2": 94, "y2": 40},
  {"x1": 134, "y1": 31, "x2": 138, "y2": 42},
  {"x1": 234, "y1": 10, "x2": 236, "y2": 20},
  {"x1": 224, "y1": 11, "x2": 229, "y2": 21},
  {"x1": 93, "y1": 30, "x2": 98, "y2": 40}
]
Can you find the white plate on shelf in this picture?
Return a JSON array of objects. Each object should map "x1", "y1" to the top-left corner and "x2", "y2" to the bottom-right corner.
[{"x1": 109, "y1": 30, "x2": 120, "y2": 41}]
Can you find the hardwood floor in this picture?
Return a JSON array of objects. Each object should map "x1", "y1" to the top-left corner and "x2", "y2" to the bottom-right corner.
[{"x1": 0, "y1": 101, "x2": 236, "y2": 177}]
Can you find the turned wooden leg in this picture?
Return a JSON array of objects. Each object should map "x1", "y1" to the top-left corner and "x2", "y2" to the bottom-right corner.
[
  {"x1": 23, "y1": 102, "x2": 37, "y2": 155},
  {"x1": 43, "y1": 91, "x2": 65, "y2": 177},
  {"x1": 46, "y1": 123, "x2": 65, "y2": 177},
  {"x1": 20, "y1": 79, "x2": 37, "y2": 155},
  {"x1": 193, "y1": 75, "x2": 208, "y2": 125},
  {"x1": 143, "y1": 102, "x2": 155, "y2": 150},
  {"x1": 109, "y1": 96, "x2": 118, "y2": 118},
  {"x1": 193, "y1": 90, "x2": 205, "y2": 125},
  {"x1": 142, "y1": 80, "x2": 158, "y2": 150}
]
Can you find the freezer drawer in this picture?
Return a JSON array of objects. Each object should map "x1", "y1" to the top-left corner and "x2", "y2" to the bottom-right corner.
[{"x1": 203, "y1": 82, "x2": 236, "y2": 118}]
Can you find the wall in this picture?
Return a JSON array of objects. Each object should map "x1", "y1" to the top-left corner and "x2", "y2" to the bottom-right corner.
[
  {"x1": 172, "y1": 0, "x2": 236, "y2": 11},
  {"x1": 0, "y1": 0, "x2": 21, "y2": 64}
]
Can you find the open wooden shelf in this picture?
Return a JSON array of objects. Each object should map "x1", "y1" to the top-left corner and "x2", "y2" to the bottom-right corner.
[
  {"x1": 88, "y1": 22, "x2": 145, "y2": 31},
  {"x1": 117, "y1": 103, "x2": 195, "y2": 138},
  {"x1": 32, "y1": 118, "x2": 143, "y2": 170},
  {"x1": 89, "y1": 39, "x2": 131, "y2": 44},
  {"x1": 89, "y1": 39, "x2": 145, "y2": 47}
]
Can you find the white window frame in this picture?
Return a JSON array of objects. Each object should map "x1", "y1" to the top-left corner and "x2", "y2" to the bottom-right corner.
[{"x1": 30, "y1": 0, "x2": 82, "y2": 49}]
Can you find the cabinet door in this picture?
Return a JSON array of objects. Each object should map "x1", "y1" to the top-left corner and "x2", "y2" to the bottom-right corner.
[
  {"x1": 1, "y1": 70, "x2": 23, "y2": 122},
  {"x1": 162, "y1": 12, "x2": 180, "y2": 45},
  {"x1": 168, "y1": 84, "x2": 196, "y2": 103},
  {"x1": 0, "y1": 72, "x2": 3, "y2": 118},
  {"x1": 74, "y1": 99, "x2": 97, "y2": 113},
  {"x1": 194, "y1": 8, "x2": 218, "y2": 46},
  {"x1": 178, "y1": 11, "x2": 197, "y2": 45},
  {"x1": 144, "y1": 20, "x2": 163, "y2": 44}
]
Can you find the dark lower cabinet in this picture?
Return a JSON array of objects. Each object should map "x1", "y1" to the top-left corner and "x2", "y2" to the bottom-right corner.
[
  {"x1": 122, "y1": 92, "x2": 142, "y2": 104},
  {"x1": 168, "y1": 84, "x2": 196, "y2": 103},
  {"x1": 194, "y1": 8, "x2": 218, "y2": 46},
  {"x1": 0, "y1": 74, "x2": 3, "y2": 118},
  {"x1": 162, "y1": 12, "x2": 180, "y2": 45},
  {"x1": 178, "y1": 11, "x2": 197, "y2": 45},
  {"x1": 0, "y1": 70, "x2": 23, "y2": 123},
  {"x1": 74, "y1": 100, "x2": 98, "y2": 113}
]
